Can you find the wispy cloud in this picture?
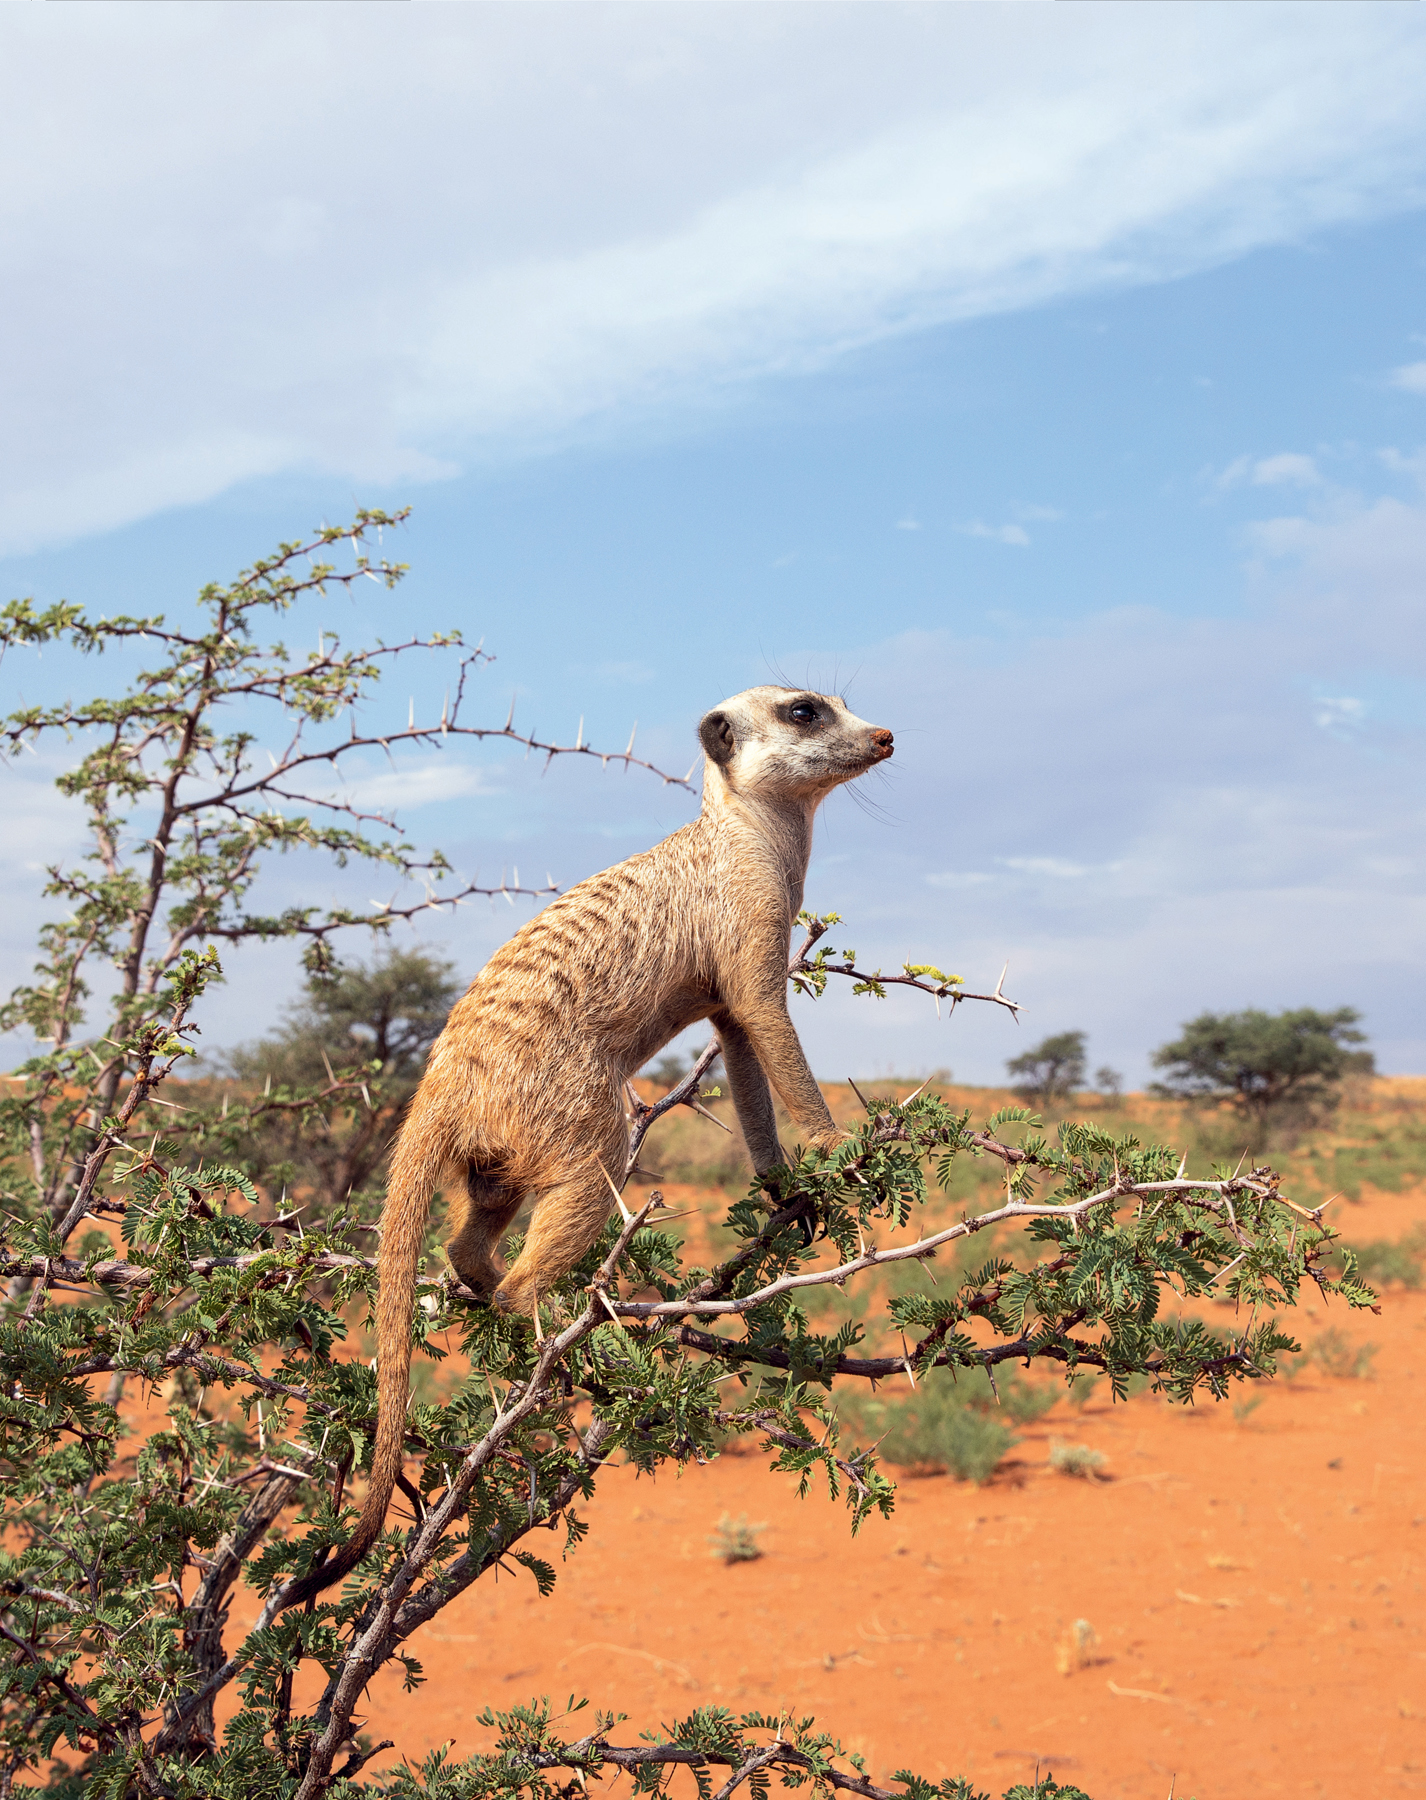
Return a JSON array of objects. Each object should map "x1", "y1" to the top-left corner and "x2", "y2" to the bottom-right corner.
[
  {"x1": 330, "y1": 759, "x2": 496, "y2": 815},
  {"x1": 2, "y1": 8, "x2": 1426, "y2": 552},
  {"x1": 1389, "y1": 360, "x2": 1426, "y2": 396},
  {"x1": 1219, "y1": 451, "x2": 1323, "y2": 489},
  {"x1": 956, "y1": 521, "x2": 1031, "y2": 547},
  {"x1": 926, "y1": 870, "x2": 993, "y2": 891},
  {"x1": 1311, "y1": 694, "x2": 1366, "y2": 737},
  {"x1": 1000, "y1": 856, "x2": 1093, "y2": 881}
]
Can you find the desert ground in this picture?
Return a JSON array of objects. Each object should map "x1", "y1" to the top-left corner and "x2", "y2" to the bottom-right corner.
[{"x1": 201, "y1": 1081, "x2": 1426, "y2": 1799}]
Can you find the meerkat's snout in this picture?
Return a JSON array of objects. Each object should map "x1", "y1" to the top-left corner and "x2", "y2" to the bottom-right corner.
[{"x1": 870, "y1": 727, "x2": 893, "y2": 760}]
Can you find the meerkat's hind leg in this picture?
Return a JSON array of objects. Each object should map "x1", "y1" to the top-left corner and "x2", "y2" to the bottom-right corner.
[
  {"x1": 493, "y1": 1147, "x2": 627, "y2": 1317},
  {"x1": 445, "y1": 1163, "x2": 525, "y2": 1298}
]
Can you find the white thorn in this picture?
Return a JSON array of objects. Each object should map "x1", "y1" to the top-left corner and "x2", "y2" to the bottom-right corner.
[{"x1": 597, "y1": 1157, "x2": 633, "y2": 1223}]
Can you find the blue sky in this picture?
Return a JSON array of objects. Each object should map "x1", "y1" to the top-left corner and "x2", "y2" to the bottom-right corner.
[{"x1": 1, "y1": 4, "x2": 1424, "y2": 1084}]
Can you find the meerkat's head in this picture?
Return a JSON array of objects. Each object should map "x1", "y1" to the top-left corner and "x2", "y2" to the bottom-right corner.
[{"x1": 697, "y1": 686, "x2": 893, "y2": 806}]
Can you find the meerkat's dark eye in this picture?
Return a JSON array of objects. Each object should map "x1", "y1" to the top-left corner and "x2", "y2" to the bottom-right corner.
[{"x1": 789, "y1": 702, "x2": 819, "y2": 723}]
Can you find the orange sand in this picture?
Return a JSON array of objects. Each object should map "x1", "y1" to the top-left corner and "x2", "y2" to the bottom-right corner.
[{"x1": 211, "y1": 1176, "x2": 1426, "y2": 1799}]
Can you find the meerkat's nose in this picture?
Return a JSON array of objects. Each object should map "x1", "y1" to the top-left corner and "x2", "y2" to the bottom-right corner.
[{"x1": 871, "y1": 728, "x2": 894, "y2": 758}]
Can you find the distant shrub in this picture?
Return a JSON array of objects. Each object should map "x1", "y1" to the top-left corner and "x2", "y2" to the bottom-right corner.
[
  {"x1": 842, "y1": 1373, "x2": 1021, "y2": 1484},
  {"x1": 1305, "y1": 1125, "x2": 1426, "y2": 1200},
  {"x1": 1049, "y1": 1440, "x2": 1106, "y2": 1479},
  {"x1": 1293, "y1": 1327, "x2": 1378, "y2": 1381},
  {"x1": 1055, "y1": 1618, "x2": 1099, "y2": 1675},
  {"x1": 891, "y1": 1402, "x2": 1017, "y2": 1484},
  {"x1": 709, "y1": 1513, "x2": 766, "y2": 1564},
  {"x1": 954, "y1": 1363, "x2": 1059, "y2": 1425},
  {"x1": 1338, "y1": 1228, "x2": 1425, "y2": 1289},
  {"x1": 1007, "y1": 1030, "x2": 1088, "y2": 1107}
]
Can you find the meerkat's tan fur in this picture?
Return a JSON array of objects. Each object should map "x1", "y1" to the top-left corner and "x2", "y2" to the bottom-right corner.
[{"x1": 284, "y1": 686, "x2": 892, "y2": 1606}]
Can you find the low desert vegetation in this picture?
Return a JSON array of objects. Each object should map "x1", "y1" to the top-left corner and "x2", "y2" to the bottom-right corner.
[
  {"x1": 1054, "y1": 1619, "x2": 1099, "y2": 1677},
  {"x1": 1048, "y1": 1441, "x2": 1107, "y2": 1480},
  {"x1": 709, "y1": 1513, "x2": 768, "y2": 1564},
  {"x1": 1341, "y1": 1226, "x2": 1426, "y2": 1288},
  {"x1": 1287, "y1": 1326, "x2": 1379, "y2": 1382}
]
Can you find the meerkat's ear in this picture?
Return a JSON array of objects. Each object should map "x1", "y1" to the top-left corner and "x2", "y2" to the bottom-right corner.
[{"x1": 698, "y1": 709, "x2": 736, "y2": 766}]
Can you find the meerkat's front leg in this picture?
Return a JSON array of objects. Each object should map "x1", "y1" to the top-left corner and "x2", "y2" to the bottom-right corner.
[
  {"x1": 728, "y1": 994, "x2": 840, "y2": 1152},
  {"x1": 713, "y1": 1016, "x2": 786, "y2": 1174}
]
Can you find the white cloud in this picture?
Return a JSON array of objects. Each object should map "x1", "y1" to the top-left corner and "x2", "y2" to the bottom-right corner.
[
  {"x1": 2, "y1": 7, "x2": 1426, "y2": 551},
  {"x1": 1000, "y1": 857, "x2": 1092, "y2": 881},
  {"x1": 957, "y1": 521, "x2": 1031, "y2": 547},
  {"x1": 1379, "y1": 446, "x2": 1426, "y2": 482},
  {"x1": 6, "y1": 473, "x2": 1426, "y2": 1082},
  {"x1": 895, "y1": 517, "x2": 921, "y2": 532},
  {"x1": 926, "y1": 870, "x2": 993, "y2": 891},
  {"x1": 1219, "y1": 451, "x2": 1322, "y2": 489},
  {"x1": 329, "y1": 759, "x2": 495, "y2": 815},
  {"x1": 1390, "y1": 360, "x2": 1426, "y2": 396},
  {"x1": 1312, "y1": 695, "x2": 1366, "y2": 736},
  {"x1": 0, "y1": 754, "x2": 90, "y2": 875},
  {"x1": 1251, "y1": 452, "x2": 1322, "y2": 487}
]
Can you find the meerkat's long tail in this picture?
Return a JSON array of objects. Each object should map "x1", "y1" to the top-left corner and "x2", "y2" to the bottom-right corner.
[{"x1": 271, "y1": 1124, "x2": 447, "y2": 1615}]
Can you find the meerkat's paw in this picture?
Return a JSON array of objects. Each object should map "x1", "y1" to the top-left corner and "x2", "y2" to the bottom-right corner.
[
  {"x1": 447, "y1": 1255, "x2": 502, "y2": 1301},
  {"x1": 490, "y1": 1274, "x2": 535, "y2": 1317}
]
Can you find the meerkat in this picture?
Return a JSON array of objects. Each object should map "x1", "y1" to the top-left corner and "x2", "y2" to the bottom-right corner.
[{"x1": 283, "y1": 685, "x2": 892, "y2": 1607}]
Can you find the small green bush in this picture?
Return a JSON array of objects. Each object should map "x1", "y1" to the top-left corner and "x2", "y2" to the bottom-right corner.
[
  {"x1": 1338, "y1": 1227, "x2": 1426, "y2": 1289},
  {"x1": 955, "y1": 1363, "x2": 1060, "y2": 1424},
  {"x1": 841, "y1": 1374, "x2": 1020, "y2": 1484},
  {"x1": 709, "y1": 1513, "x2": 767, "y2": 1563},
  {"x1": 1049, "y1": 1440, "x2": 1106, "y2": 1479},
  {"x1": 1301, "y1": 1326, "x2": 1377, "y2": 1380}
]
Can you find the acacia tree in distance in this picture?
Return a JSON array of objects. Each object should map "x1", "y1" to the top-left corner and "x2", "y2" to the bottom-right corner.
[
  {"x1": 0, "y1": 518, "x2": 1375, "y2": 1800},
  {"x1": 219, "y1": 947, "x2": 464, "y2": 1220},
  {"x1": 1005, "y1": 1030, "x2": 1087, "y2": 1108},
  {"x1": 1150, "y1": 1007, "x2": 1375, "y2": 1126}
]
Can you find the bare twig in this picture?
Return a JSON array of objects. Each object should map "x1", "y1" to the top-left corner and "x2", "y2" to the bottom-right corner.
[{"x1": 623, "y1": 1039, "x2": 725, "y2": 1181}]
